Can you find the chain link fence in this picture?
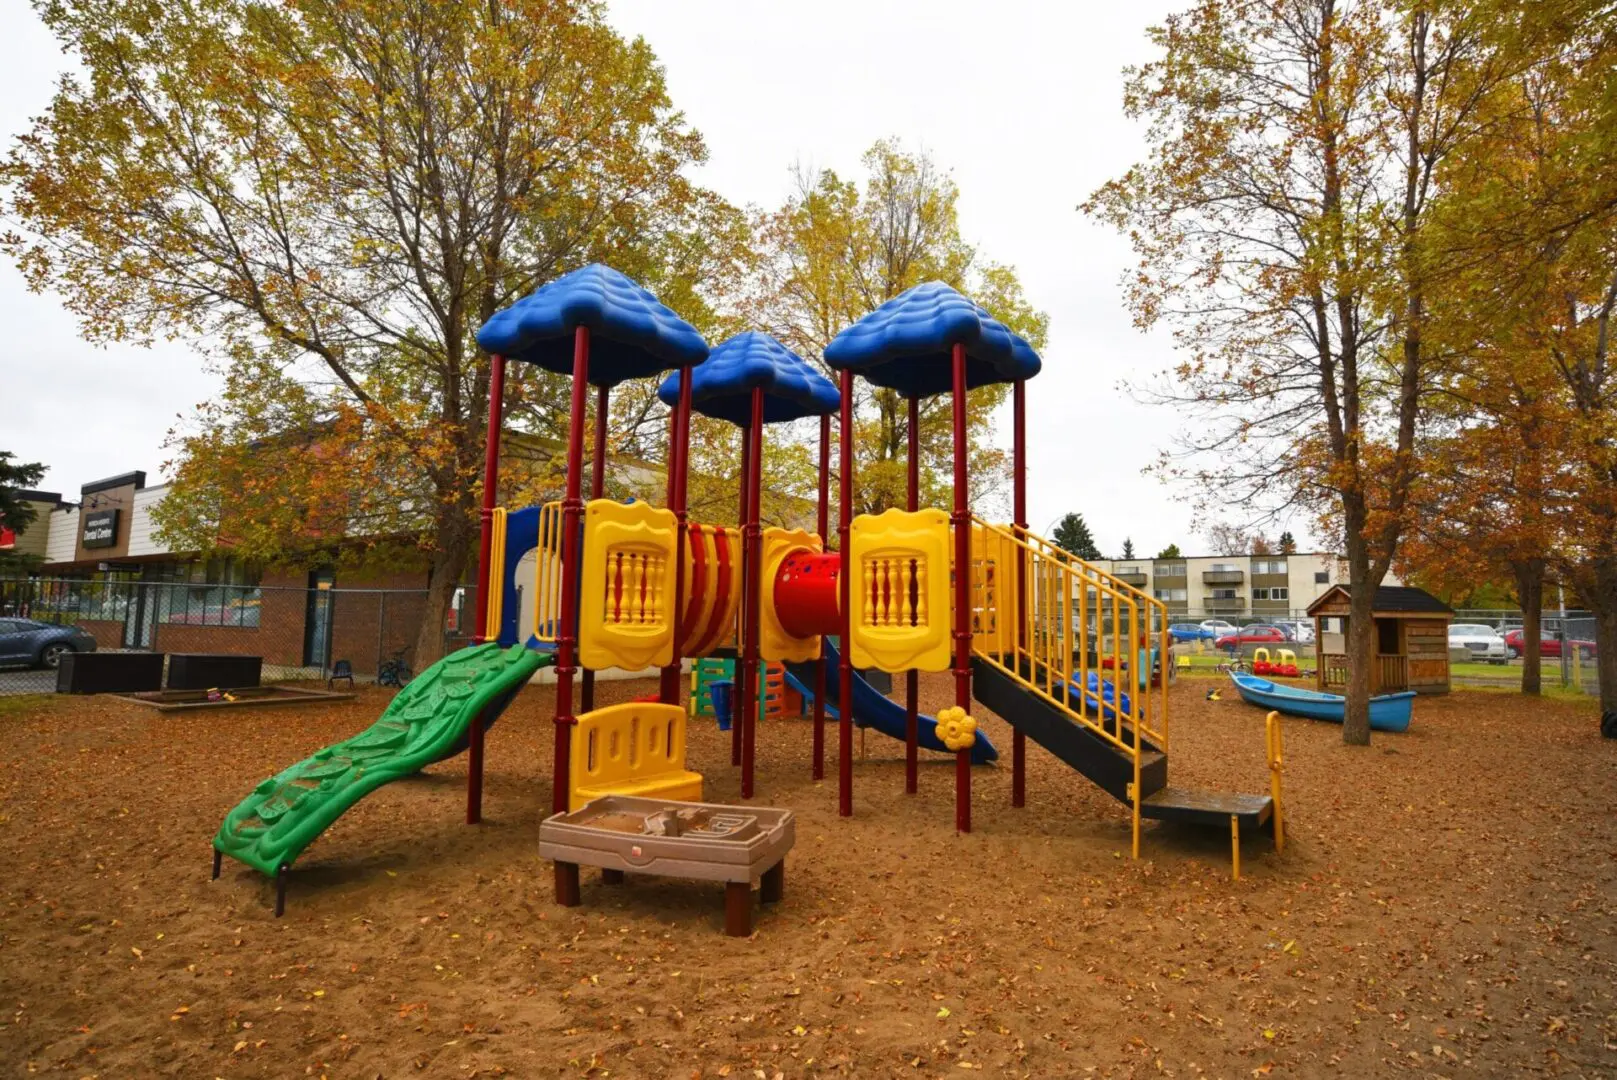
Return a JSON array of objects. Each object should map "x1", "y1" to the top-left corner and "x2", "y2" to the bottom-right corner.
[{"x1": 0, "y1": 577, "x2": 476, "y2": 696}]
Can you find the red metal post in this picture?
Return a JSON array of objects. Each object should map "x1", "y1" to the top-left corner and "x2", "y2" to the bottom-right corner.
[
  {"x1": 812, "y1": 413, "x2": 830, "y2": 782},
  {"x1": 838, "y1": 369, "x2": 855, "y2": 818},
  {"x1": 732, "y1": 419, "x2": 752, "y2": 767},
  {"x1": 581, "y1": 382, "x2": 609, "y2": 714},
  {"x1": 660, "y1": 366, "x2": 693, "y2": 707},
  {"x1": 905, "y1": 393, "x2": 920, "y2": 795},
  {"x1": 1012, "y1": 378, "x2": 1028, "y2": 809},
  {"x1": 740, "y1": 387, "x2": 765, "y2": 799},
  {"x1": 467, "y1": 353, "x2": 506, "y2": 825},
  {"x1": 950, "y1": 343, "x2": 972, "y2": 834},
  {"x1": 551, "y1": 326, "x2": 591, "y2": 816}
]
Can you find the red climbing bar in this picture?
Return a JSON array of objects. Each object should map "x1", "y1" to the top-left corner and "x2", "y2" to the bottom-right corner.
[
  {"x1": 950, "y1": 342, "x2": 972, "y2": 834},
  {"x1": 740, "y1": 387, "x2": 765, "y2": 799},
  {"x1": 660, "y1": 365, "x2": 692, "y2": 707},
  {"x1": 582, "y1": 382, "x2": 609, "y2": 714},
  {"x1": 551, "y1": 325, "x2": 591, "y2": 816},
  {"x1": 813, "y1": 413, "x2": 830, "y2": 782},
  {"x1": 467, "y1": 352, "x2": 506, "y2": 825},
  {"x1": 733, "y1": 412, "x2": 752, "y2": 768},
  {"x1": 838, "y1": 369, "x2": 855, "y2": 817},
  {"x1": 1012, "y1": 378, "x2": 1027, "y2": 809},
  {"x1": 905, "y1": 392, "x2": 920, "y2": 795}
]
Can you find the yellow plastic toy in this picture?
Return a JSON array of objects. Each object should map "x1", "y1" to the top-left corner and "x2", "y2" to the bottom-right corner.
[
  {"x1": 848, "y1": 508, "x2": 952, "y2": 673},
  {"x1": 935, "y1": 706, "x2": 977, "y2": 752},
  {"x1": 968, "y1": 522, "x2": 1020, "y2": 657},
  {"x1": 578, "y1": 499, "x2": 678, "y2": 672},
  {"x1": 569, "y1": 702, "x2": 703, "y2": 811},
  {"x1": 759, "y1": 527, "x2": 824, "y2": 663},
  {"x1": 483, "y1": 506, "x2": 507, "y2": 641}
]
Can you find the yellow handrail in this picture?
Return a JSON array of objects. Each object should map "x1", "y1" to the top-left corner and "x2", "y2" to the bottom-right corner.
[
  {"x1": 970, "y1": 516, "x2": 1169, "y2": 748},
  {"x1": 531, "y1": 500, "x2": 565, "y2": 645}
]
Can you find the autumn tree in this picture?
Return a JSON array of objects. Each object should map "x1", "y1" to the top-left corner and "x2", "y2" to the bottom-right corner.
[
  {"x1": 747, "y1": 141, "x2": 1049, "y2": 518},
  {"x1": 1420, "y1": 2, "x2": 1617, "y2": 718},
  {"x1": 3, "y1": 0, "x2": 735, "y2": 664},
  {"x1": 1052, "y1": 513, "x2": 1101, "y2": 560},
  {"x1": 1088, "y1": 0, "x2": 1526, "y2": 743},
  {"x1": 1203, "y1": 522, "x2": 1256, "y2": 558},
  {"x1": 1278, "y1": 532, "x2": 1298, "y2": 555}
]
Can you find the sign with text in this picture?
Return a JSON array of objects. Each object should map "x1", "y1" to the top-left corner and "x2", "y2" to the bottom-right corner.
[{"x1": 82, "y1": 509, "x2": 121, "y2": 549}]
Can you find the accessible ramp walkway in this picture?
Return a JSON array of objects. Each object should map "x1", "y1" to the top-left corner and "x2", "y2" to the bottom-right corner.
[{"x1": 213, "y1": 643, "x2": 552, "y2": 897}]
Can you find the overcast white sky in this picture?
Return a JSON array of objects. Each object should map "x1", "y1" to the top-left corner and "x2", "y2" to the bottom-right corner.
[{"x1": 0, "y1": 0, "x2": 1299, "y2": 556}]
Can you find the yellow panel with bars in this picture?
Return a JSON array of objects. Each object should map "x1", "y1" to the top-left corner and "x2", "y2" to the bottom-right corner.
[
  {"x1": 578, "y1": 499, "x2": 678, "y2": 672},
  {"x1": 530, "y1": 501, "x2": 565, "y2": 645},
  {"x1": 847, "y1": 508, "x2": 952, "y2": 674},
  {"x1": 759, "y1": 527, "x2": 824, "y2": 664},
  {"x1": 969, "y1": 521, "x2": 1020, "y2": 658},
  {"x1": 483, "y1": 506, "x2": 507, "y2": 642}
]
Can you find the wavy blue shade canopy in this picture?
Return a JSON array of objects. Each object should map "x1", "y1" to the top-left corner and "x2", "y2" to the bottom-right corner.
[
  {"x1": 656, "y1": 331, "x2": 840, "y2": 427},
  {"x1": 475, "y1": 264, "x2": 709, "y2": 387},
  {"x1": 823, "y1": 281, "x2": 1041, "y2": 397}
]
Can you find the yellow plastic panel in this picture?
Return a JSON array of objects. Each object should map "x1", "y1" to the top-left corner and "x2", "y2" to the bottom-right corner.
[
  {"x1": 759, "y1": 527, "x2": 824, "y2": 664},
  {"x1": 848, "y1": 508, "x2": 952, "y2": 673},
  {"x1": 579, "y1": 499, "x2": 677, "y2": 671},
  {"x1": 969, "y1": 521, "x2": 1020, "y2": 657},
  {"x1": 569, "y1": 702, "x2": 703, "y2": 811},
  {"x1": 483, "y1": 506, "x2": 507, "y2": 641}
]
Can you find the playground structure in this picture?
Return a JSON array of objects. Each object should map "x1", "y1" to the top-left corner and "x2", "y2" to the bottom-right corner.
[{"x1": 213, "y1": 264, "x2": 1278, "y2": 914}]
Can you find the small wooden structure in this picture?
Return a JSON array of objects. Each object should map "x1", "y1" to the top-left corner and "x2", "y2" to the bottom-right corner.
[{"x1": 1307, "y1": 585, "x2": 1453, "y2": 695}]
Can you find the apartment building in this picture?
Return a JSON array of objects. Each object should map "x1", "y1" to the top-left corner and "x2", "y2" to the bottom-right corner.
[{"x1": 1087, "y1": 551, "x2": 1394, "y2": 621}]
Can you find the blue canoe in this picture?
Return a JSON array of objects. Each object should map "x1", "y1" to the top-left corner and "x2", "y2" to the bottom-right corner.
[{"x1": 1229, "y1": 673, "x2": 1413, "y2": 733}]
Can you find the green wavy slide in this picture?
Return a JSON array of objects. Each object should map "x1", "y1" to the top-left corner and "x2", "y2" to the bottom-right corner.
[{"x1": 214, "y1": 642, "x2": 553, "y2": 878}]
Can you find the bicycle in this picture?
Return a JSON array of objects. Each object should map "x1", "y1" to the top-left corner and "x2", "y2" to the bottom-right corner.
[{"x1": 377, "y1": 648, "x2": 413, "y2": 688}]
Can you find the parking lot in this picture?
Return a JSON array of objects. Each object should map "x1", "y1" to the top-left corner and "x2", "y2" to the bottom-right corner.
[{"x1": 0, "y1": 666, "x2": 55, "y2": 696}]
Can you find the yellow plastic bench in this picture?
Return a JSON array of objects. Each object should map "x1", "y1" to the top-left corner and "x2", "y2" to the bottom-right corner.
[{"x1": 569, "y1": 702, "x2": 704, "y2": 811}]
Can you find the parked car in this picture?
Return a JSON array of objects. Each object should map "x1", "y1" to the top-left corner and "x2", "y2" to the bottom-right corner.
[
  {"x1": 0, "y1": 618, "x2": 99, "y2": 669},
  {"x1": 1214, "y1": 624, "x2": 1287, "y2": 649},
  {"x1": 1448, "y1": 623, "x2": 1508, "y2": 664},
  {"x1": 1200, "y1": 619, "x2": 1239, "y2": 639},
  {"x1": 1275, "y1": 619, "x2": 1316, "y2": 644},
  {"x1": 1168, "y1": 622, "x2": 1213, "y2": 642},
  {"x1": 1503, "y1": 628, "x2": 1597, "y2": 660}
]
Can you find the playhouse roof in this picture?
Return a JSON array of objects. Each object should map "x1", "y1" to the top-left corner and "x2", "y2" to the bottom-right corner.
[
  {"x1": 822, "y1": 281, "x2": 1041, "y2": 397},
  {"x1": 657, "y1": 331, "x2": 840, "y2": 426},
  {"x1": 475, "y1": 264, "x2": 709, "y2": 387},
  {"x1": 1306, "y1": 585, "x2": 1453, "y2": 618}
]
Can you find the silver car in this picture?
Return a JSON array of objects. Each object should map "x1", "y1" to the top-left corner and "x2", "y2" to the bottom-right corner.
[{"x1": 1448, "y1": 623, "x2": 1507, "y2": 664}]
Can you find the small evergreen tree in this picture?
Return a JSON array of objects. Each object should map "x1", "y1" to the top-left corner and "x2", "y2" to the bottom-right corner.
[
  {"x1": 1278, "y1": 530, "x2": 1297, "y2": 554},
  {"x1": 0, "y1": 451, "x2": 47, "y2": 575},
  {"x1": 1052, "y1": 512, "x2": 1101, "y2": 560},
  {"x1": 1121, "y1": 538, "x2": 1136, "y2": 559}
]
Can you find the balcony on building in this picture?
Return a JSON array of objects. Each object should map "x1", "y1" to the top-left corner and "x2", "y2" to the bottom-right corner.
[
  {"x1": 1153, "y1": 561, "x2": 1187, "y2": 579},
  {"x1": 1202, "y1": 567, "x2": 1245, "y2": 584},
  {"x1": 1113, "y1": 564, "x2": 1148, "y2": 586},
  {"x1": 1203, "y1": 595, "x2": 1247, "y2": 613}
]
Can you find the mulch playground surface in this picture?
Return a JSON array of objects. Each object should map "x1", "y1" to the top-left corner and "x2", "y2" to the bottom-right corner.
[{"x1": 0, "y1": 674, "x2": 1613, "y2": 1078}]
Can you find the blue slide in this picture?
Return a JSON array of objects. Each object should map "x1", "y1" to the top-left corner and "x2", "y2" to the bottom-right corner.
[{"x1": 783, "y1": 638, "x2": 998, "y2": 765}]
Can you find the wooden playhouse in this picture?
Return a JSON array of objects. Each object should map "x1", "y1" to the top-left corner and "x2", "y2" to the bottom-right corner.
[{"x1": 1307, "y1": 585, "x2": 1453, "y2": 695}]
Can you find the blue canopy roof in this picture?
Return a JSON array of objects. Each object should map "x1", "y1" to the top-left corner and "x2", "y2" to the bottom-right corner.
[
  {"x1": 476, "y1": 264, "x2": 709, "y2": 387},
  {"x1": 822, "y1": 281, "x2": 1041, "y2": 397},
  {"x1": 657, "y1": 331, "x2": 840, "y2": 427}
]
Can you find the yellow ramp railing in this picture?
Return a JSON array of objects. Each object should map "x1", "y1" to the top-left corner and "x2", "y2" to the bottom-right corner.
[{"x1": 969, "y1": 517, "x2": 1172, "y2": 854}]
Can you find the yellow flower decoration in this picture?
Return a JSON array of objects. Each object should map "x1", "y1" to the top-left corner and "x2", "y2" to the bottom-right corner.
[{"x1": 936, "y1": 706, "x2": 977, "y2": 752}]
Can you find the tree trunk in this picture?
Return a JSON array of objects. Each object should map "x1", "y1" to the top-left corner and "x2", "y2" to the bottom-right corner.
[
  {"x1": 415, "y1": 542, "x2": 469, "y2": 669},
  {"x1": 1512, "y1": 559, "x2": 1544, "y2": 695},
  {"x1": 1343, "y1": 585, "x2": 1376, "y2": 746},
  {"x1": 1592, "y1": 564, "x2": 1617, "y2": 738}
]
